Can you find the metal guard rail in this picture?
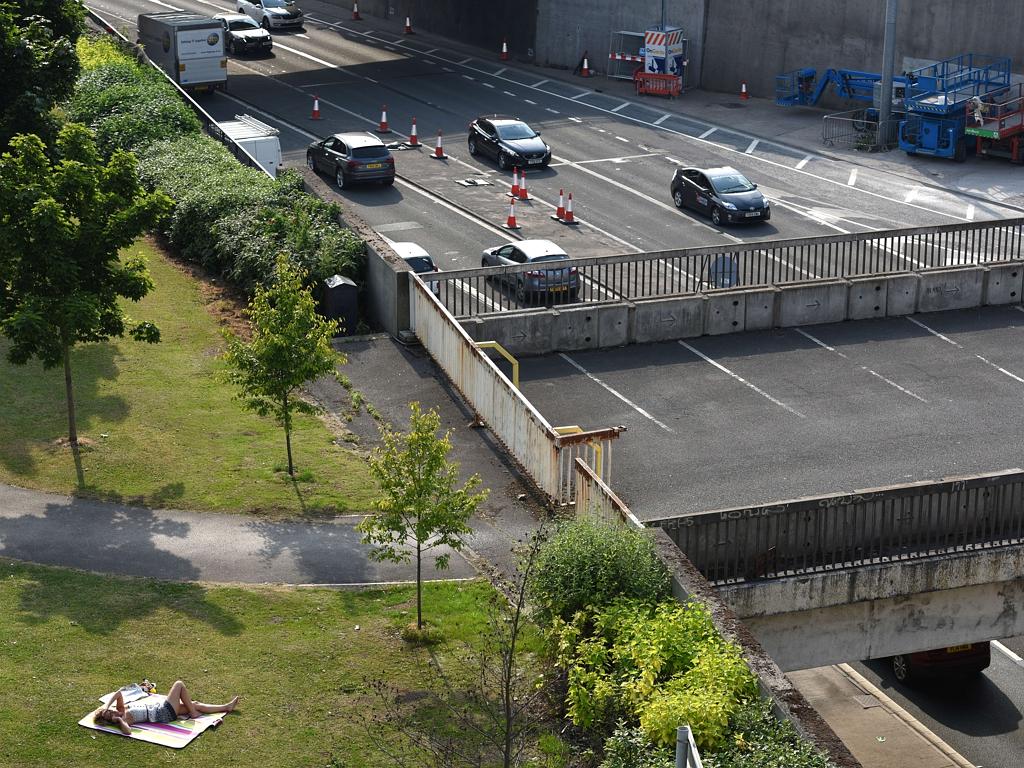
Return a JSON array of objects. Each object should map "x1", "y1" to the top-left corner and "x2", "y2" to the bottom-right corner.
[{"x1": 647, "y1": 469, "x2": 1024, "y2": 585}]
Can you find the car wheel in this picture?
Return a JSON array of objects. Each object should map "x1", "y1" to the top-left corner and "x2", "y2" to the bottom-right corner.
[
  {"x1": 515, "y1": 280, "x2": 529, "y2": 304},
  {"x1": 231, "y1": 40, "x2": 241, "y2": 55},
  {"x1": 261, "y1": 17, "x2": 270, "y2": 30},
  {"x1": 498, "y1": 152, "x2": 510, "y2": 170},
  {"x1": 468, "y1": 136, "x2": 478, "y2": 156},
  {"x1": 672, "y1": 189, "x2": 685, "y2": 209},
  {"x1": 381, "y1": 177, "x2": 395, "y2": 186},
  {"x1": 711, "y1": 207, "x2": 723, "y2": 226},
  {"x1": 891, "y1": 655, "x2": 913, "y2": 684},
  {"x1": 335, "y1": 167, "x2": 348, "y2": 190},
  {"x1": 306, "y1": 153, "x2": 316, "y2": 173}
]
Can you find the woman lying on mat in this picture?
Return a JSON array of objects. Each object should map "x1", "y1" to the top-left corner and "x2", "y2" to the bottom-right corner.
[{"x1": 93, "y1": 680, "x2": 239, "y2": 734}]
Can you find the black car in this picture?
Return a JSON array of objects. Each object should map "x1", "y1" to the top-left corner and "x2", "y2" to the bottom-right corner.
[
  {"x1": 214, "y1": 13, "x2": 273, "y2": 55},
  {"x1": 670, "y1": 166, "x2": 770, "y2": 226},
  {"x1": 306, "y1": 132, "x2": 395, "y2": 189},
  {"x1": 467, "y1": 115, "x2": 551, "y2": 170}
]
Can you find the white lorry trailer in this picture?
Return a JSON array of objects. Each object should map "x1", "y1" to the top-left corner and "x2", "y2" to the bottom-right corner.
[
  {"x1": 137, "y1": 12, "x2": 227, "y2": 91},
  {"x1": 212, "y1": 115, "x2": 282, "y2": 178}
]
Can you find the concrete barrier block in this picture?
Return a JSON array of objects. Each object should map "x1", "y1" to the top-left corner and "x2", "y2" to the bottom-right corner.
[
  {"x1": 846, "y1": 276, "x2": 888, "y2": 320},
  {"x1": 917, "y1": 265, "x2": 985, "y2": 312},
  {"x1": 469, "y1": 310, "x2": 555, "y2": 356},
  {"x1": 597, "y1": 304, "x2": 630, "y2": 347},
  {"x1": 743, "y1": 287, "x2": 779, "y2": 331},
  {"x1": 633, "y1": 295, "x2": 706, "y2": 343},
  {"x1": 983, "y1": 262, "x2": 1023, "y2": 305},
  {"x1": 777, "y1": 279, "x2": 848, "y2": 327},
  {"x1": 885, "y1": 273, "x2": 919, "y2": 316},
  {"x1": 705, "y1": 291, "x2": 746, "y2": 335},
  {"x1": 551, "y1": 306, "x2": 601, "y2": 352}
]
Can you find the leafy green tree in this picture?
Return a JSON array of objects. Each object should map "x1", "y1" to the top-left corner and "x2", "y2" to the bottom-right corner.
[
  {"x1": 0, "y1": 124, "x2": 171, "y2": 477},
  {"x1": 1, "y1": 1, "x2": 85, "y2": 149},
  {"x1": 358, "y1": 402, "x2": 488, "y2": 630},
  {"x1": 222, "y1": 255, "x2": 343, "y2": 477}
]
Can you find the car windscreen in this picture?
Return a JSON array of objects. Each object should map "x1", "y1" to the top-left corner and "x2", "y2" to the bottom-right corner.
[
  {"x1": 229, "y1": 18, "x2": 260, "y2": 29},
  {"x1": 710, "y1": 174, "x2": 756, "y2": 194},
  {"x1": 496, "y1": 123, "x2": 537, "y2": 141},
  {"x1": 351, "y1": 146, "x2": 389, "y2": 159},
  {"x1": 404, "y1": 257, "x2": 435, "y2": 273},
  {"x1": 262, "y1": 0, "x2": 291, "y2": 7}
]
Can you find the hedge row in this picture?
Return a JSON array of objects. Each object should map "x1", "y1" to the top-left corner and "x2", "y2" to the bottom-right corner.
[{"x1": 65, "y1": 37, "x2": 363, "y2": 294}]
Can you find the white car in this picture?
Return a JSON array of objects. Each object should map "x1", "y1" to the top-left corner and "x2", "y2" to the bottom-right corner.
[
  {"x1": 393, "y1": 242, "x2": 441, "y2": 296},
  {"x1": 237, "y1": 0, "x2": 303, "y2": 31}
]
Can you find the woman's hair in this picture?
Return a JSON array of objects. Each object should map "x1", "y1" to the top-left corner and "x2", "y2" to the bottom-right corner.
[{"x1": 94, "y1": 708, "x2": 116, "y2": 723}]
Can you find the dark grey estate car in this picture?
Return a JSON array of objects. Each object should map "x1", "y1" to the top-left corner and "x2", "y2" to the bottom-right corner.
[
  {"x1": 468, "y1": 115, "x2": 551, "y2": 169},
  {"x1": 670, "y1": 166, "x2": 770, "y2": 225},
  {"x1": 306, "y1": 132, "x2": 395, "y2": 189}
]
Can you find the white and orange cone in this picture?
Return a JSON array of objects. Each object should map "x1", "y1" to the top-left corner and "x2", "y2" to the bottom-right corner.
[
  {"x1": 517, "y1": 171, "x2": 530, "y2": 201},
  {"x1": 500, "y1": 38, "x2": 509, "y2": 61},
  {"x1": 508, "y1": 167, "x2": 520, "y2": 198},
  {"x1": 376, "y1": 104, "x2": 390, "y2": 133},
  {"x1": 431, "y1": 130, "x2": 447, "y2": 159},
  {"x1": 504, "y1": 198, "x2": 520, "y2": 229},
  {"x1": 740, "y1": 80, "x2": 749, "y2": 100},
  {"x1": 561, "y1": 192, "x2": 578, "y2": 224},
  {"x1": 404, "y1": 15, "x2": 413, "y2": 34},
  {"x1": 551, "y1": 188, "x2": 565, "y2": 220},
  {"x1": 310, "y1": 94, "x2": 321, "y2": 120},
  {"x1": 351, "y1": 1, "x2": 361, "y2": 20},
  {"x1": 581, "y1": 56, "x2": 590, "y2": 77},
  {"x1": 408, "y1": 117, "x2": 419, "y2": 147}
]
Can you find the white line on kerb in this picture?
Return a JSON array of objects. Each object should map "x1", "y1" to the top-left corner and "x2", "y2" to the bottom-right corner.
[
  {"x1": 745, "y1": 139, "x2": 759, "y2": 154},
  {"x1": 847, "y1": 168, "x2": 858, "y2": 186},
  {"x1": 994, "y1": 640, "x2": 1024, "y2": 669},
  {"x1": 698, "y1": 127, "x2": 717, "y2": 139},
  {"x1": 677, "y1": 341, "x2": 806, "y2": 418},
  {"x1": 796, "y1": 154, "x2": 813, "y2": 170},
  {"x1": 654, "y1": 113, "x2": 671, "y2": 125},
  {"x1": 559, "y1": 354, "x2": 674, "y2": 432},
  {"x1": 794, "y1": 328, "x2": 927, "y2": 403},
  {"x1": 908, "y1": 316, "x2": 1024, "y2": 384}
]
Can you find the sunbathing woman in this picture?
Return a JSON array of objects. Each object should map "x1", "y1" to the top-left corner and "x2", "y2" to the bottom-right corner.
[{"x1": 94, "y1": 680, "x2": 239, "y2": 734}]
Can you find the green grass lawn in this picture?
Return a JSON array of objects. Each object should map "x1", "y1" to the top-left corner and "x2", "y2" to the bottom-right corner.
[
  {"x1": 0, "y1": 558, "x2": 548, "y2": 768},
  {"x1": 0, "y1": 239, "x2": 377, "y2": 517}
]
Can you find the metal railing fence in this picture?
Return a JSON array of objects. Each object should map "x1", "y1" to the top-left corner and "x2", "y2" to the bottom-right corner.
[
  {"x1": 648, "y1": 469, "x2": 1024, "y2": 585},
  {"x1": 822, "y1": 108, "x2": 900, "y2": 151},
  {"x1": 431, "y1": 218, "x2": 1024, "y2": 318}
]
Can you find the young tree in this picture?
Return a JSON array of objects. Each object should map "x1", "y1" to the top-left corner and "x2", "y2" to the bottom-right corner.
[
  {"x1": 222, "y1": 255, "x2": 343, "y2": 477},
  {"x1": 0, "y1": 125, "x2": 171, "y2": 478},
  {"x1": 358, "y1": 402, "x2": 488, "y2": 630}
]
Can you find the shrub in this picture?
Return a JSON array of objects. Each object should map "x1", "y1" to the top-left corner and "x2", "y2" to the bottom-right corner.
[
  {"x1": 529, "y1": 518, "x2": 670, "y2": 622},
  {"x1": 702, "y1": 700, "x2": 834, "y2": 768},
  {"x1": 599, "y1": 724, "x2": 673, "y2": 768}
]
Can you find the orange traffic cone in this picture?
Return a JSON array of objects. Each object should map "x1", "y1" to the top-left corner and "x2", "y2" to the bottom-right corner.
[
  {"x1": 404, "y1": 15, "x2": 413, "y2": 34},
  {"x1": 504, "y1": 198, "x2": 520, "y2": 229},
  {"x1": 310, "y1": 94, "x2": 321, "y2": 120},
  {"x1": 740, "y1": 80, "x2": 749, "y2": 100},
  {"x1": 518, "y1": 171, "x2": 530, "y2": 201},
  {"x1": 351, "y1": 1, "x2": 361, "y2": 20},
  {"x1": 581, "y1": 56, "x2": 590, "y2": 78},
  {"x1": 500, "y1": 38, "x2": 509, "y2": 61},
  {"x1": 551, "y1": 188, "x2": 565, "y2": 220},
  {"x1": 508, "y1": 167, "x2": 520, "y2": 198},
  {"x1": 431, "y1": 130, "x2": 447, "y2": 159},
  {"x1": 561, "y1": 192, "x2": 578, "y2": 225},
  {"x1": 408, "y1": 117, "x2": 419, "y2": 147},
  {"x1": 376, "y1": 105, "x2": 390, "y2": 133}
]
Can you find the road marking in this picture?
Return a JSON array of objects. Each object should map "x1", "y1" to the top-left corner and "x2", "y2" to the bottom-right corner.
[
  {"x1": 384, "y1": 45, "x2": 396, "y2": 51},
  {"x1": 907, "y1": 316, "x2": 1024, "y2": 384},
  {"x1": 611, "y1": 102, "x2": 630, "y2": 112},
  {"x1": 545, "y1": 107, "x2": 559, "y2": 114},
  {"x1": 458, "y1": 57, "x2": 472, "y2": 64},
  {"x1": 847, "y1": 168, "x2": 858, "y2": 186},
  {"x1": 524, "y1": 99, "x2": 537, "y2": 105},
  {"x1": 569, "y1": 116, "x2": 583, "y2": 122},
  {"x1": 654, "y1": 113, "x2": 671, "y2": 125},
  {"x1": 665, "y1": 156, "x2": 682, "y2": 165},
  {"x1": 698, "y1": 127, "x2": 717, "y2": 139},
  {"x1": 796, "y1": 154, "x2": 813, "y2": 169},
  {"x1": 503, "y1": 90, "x2": 516, "y2": 96},
  {"x1": 532, "y1": 79, "x2": 549, "y2": 87},
  {"x1": 678, "y1": 341, "x2": 806, "y2": 417},
  {"x1": 482, "y1": 82, "x2": 494, "y2": 88},
  {"x1": 794, "y1": 328, "x2": 927, "y2": 402},
  {"x1": 443, "y1": 66, "x2": 453, "y2": 72},
  {"x1": 424, "y1": 48, "x2": 438, "y2": 54},
  {"x1": 493, "y1": 67, "x2": 506, "y2": 75},
  {"x1": 462, "y1": 74, "x2": 475, "y2": 81},
  {"x1": 615, "y1": 136, "x2": 629, "y2": 143},
  {"x1": 570, "y1": 92, "x2": 589, "y2": 100},
  {"x1": 744, "y1": 139, "x2": 759, "y2": 154},
  {"x1": 143, "y1": 0, "x2": 182, "y2": 8},
  {"x1": 574, "y1": 153, "x2": 659, "y2": 164},
  {"x1": 994, "y1": 640, "x2": 1024, "y2": 669},
  {"x1": 394, "y1": 177, "x2": 517, "y2": 243},
  {"x1": 966, "y1": 203, "x2": 975, "y2": 220},
  {"x1": 375, "y1": 221, "x2": 423, "y2": 233},
  {"x1": 904, "y1": 186, "x2": 921, "y2": 203},
  {"x1": 559, "y1": 354, "x2": 674, "y2": 432},
  {"x1": 295, "y1": 33, "x2": 309, "y2": 38}
]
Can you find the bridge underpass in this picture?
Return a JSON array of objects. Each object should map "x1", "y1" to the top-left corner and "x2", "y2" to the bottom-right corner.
[{"x1": 648, "y1": 470, "x2": 1024, "y2": 671}]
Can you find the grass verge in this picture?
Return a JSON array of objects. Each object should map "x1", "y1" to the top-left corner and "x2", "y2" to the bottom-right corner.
[
  {"x1": 0, "y1": 558, "x2": 547, "y2": 767},
  {"x1": 0, "y1": 239, "x2": 376, "y2": 517}
]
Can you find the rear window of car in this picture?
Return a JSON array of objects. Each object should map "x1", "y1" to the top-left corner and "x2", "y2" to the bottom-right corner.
[
  {"x1": 529, "y1": 254, "x2": 568, "y2": 263},
  {"x1": 351, "y1": 146, "x2": 389, "y2": 159},
  {"x1": 404, "y1": 257, "x2": 435, "y2": 273}
]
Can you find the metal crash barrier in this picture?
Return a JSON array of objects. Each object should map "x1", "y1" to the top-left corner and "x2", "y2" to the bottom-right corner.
[{"x1": 634, "y1": 71, "x2": 681, "y2": 98}]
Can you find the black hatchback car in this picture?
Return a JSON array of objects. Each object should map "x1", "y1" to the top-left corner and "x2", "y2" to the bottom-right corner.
[
  {"x1": 306, "y1": 132, "x2": 395, "y2": 189},
  {"x1": 467, "y1": 115, "x2": 551, "y2": 170},
  {"x1": 670, "y1": 166, "x2": 770, "y2": 226}
]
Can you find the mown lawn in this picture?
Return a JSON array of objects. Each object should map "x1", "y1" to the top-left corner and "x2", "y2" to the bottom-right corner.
[
  {"x1": 0, "y1": 559, "x2": 548, "y2": 768},
  {"x1": 0, "y1": 239, "x2": 376, "y2": 517}
]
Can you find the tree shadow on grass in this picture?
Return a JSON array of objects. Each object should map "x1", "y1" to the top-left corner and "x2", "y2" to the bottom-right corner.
[{"x1": 79, "y1": 481, "x2": 186, "y2": 509}]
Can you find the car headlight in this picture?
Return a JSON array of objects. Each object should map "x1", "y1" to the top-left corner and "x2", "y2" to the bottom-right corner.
[
  {"x1": 722, "y1": 202, "x2": 737, "y2": 210},
  {"x1": 764, "y1": 199, "x2": 770, "y2": 207}
]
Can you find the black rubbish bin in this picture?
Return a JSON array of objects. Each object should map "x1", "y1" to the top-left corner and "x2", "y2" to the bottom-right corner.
[{"x1": 321, "y1": 275, "x2": 358, "y2": 336}]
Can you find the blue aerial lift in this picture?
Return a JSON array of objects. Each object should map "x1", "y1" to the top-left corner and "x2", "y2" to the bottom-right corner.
[
  {"x1": 898, "y1": 53, "x2": 1011, "y2": 161},
  {"x1": 775, "y1": 67, "x2": 910, "y2": 114}
]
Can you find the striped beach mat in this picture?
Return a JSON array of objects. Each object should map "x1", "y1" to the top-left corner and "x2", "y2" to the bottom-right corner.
[{"x1": 79, "y1": 694, "x2": 224, "y2": 748}]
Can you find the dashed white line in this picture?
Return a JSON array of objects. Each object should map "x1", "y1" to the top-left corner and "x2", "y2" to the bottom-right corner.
[
  {"x1": 611, "y1": 102, "x2": 630, "y2": 113},
  {"x1": 796, "y1": 154, "x2": 813, "y2": 169},
  {"x1": 698, "y1": 127, "x2": 717, "y2": 139},
  {"x1": 493, "y1": 67, "x2": 507, "y2": 75},
  {"x1": 458, "y1": 57, "x2": 472, "y2": 64},
  {"x1": 847, "y1": 168, "x2": 858, "y2": 186},
  {"x1": 615, "y1": 136, "x2": 630, "y2": 143},
  {"x1": 794, "y1": 328, "x2": 927, "y2": 402},
  {"x1": 532, "y1": 79, "x2": 549, "y2": 87},
  {"x1": 570, "y1": 92, "x2": 589, "y2": 100},
  {"x1": 678, "y1": 341, "x2": 806, "y2": 417},
  {"x1": 545, "y1": 107, "x2": 559, "y2": 114},
  {"x1": 745, "y1": 139, "x2": 759, "y2": 154},
  {"x1": 904, "y1": 186, "x2": 921, "y2": 203},
  {"x1": 664, "y1": 156, "x2": 682, "y2": 165},
  {"x1": 654, "y1": 113, "x2": 671, "y2": 125},
  {"x1": 482, "y1": 82, "x2": 495, "y2": 88},
  {"x1": 503, "y1": 90, "x2": 516, "y2": 96},
  {"x1": 966, "y1": 204, "x2": 976, "y2": 220},
  {"x1": 424, "y1": 47, "x2": 438, "y2": 54},
  {"x1": 524, "y1": 99, "x2": 537, "y2": 105},
  {"x1": 559, "y1": 354, "x2": 674, "y2": 432},
  {"x1": 462, "y1": 74, "x2": 475, "y2": 81},
  {"x1": 907, "y1": 316, "x2": 1024, "y2": 384},
  {"x1": 443, "y1": 67, "x2": 453, "y2": 72}
]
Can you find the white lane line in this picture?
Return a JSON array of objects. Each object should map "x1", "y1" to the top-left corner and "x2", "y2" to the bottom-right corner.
[
  {"x1": 847, "y1": 168, "x2": 858, "y2": 186},
  {"x1": 794, "y1": 328, "x2": 927, "y2": 403},
  {"x1": 568, "y1": 116, "x2": 583, "y2": 122},
  {"x1": 698, "y1": 127, "x2": 717, "y2": 139},
  {"x1": 295, "y1": 33, "x2": 309, "y2": 38},
  {"x1": 494, "y1": 67, "x2": 507, "y2": 75},
  {"x1": 570, "y1": 92, "x2": 589, "y2": 100},
  {"x1": 574, "y1": 153, "x2": 659, "y2": 164},
  {"x1": 482, "y1": 82, "x2": 494, "y2": 88},
  {"x1": 745, "y1": 139, "x2": 759, "y2": 154},
  {"x1": 611, "y1": 102, "x2": 630, "y2": 113},
  {"x1": 458, "y1": 57, "x2": 472, "y2": 64},
  {"x1": 424, "y1": 48, "x2": 438, "y2": 54},
  {"x1": 678, "y1": 341, "x2": 806, "y2": 418},
  {"x1": 532, "y1": 79, "x2": 549, "y2": 87},
  {"x1": 443, "y1": 67, "x2": 453, "y2": 72},
  {"x1": 462, "y1": 74, "x2": 475, "y2": 81},
  {"x1": 907, "y1": 316, "x2": 1024, "y2": 384},
  {"x1": 384, "y1": 45, "x2": 396, "y2": 51},
  {"x1": 796, "y1": 154, "x2": 813, "y2": 170},
  {"x1": 904, "y1": 186, "x2": 921, "y2": 203},
  {"x1": 559, "y1": 354, "x2": 674, "y2": 432},
  {"x1": 654, "y1": 113, "x2": 671, "y2": 125},
  {"x1": 503, "y1": 90, "x2": 516, "y2": 97},
  {"x1": 545, "y1": 107, "x2": 559, "y2": 114},
  {"x1": 524, "y1": 99, "x2": 537, "y2": 105},
  {"x1": 615, "y1": 136, "x2": 630, "y2": 143},
  {"x1": 994, "y1": 641, "x2": 1024, "y2": 669},
  {"x1": 665, "y1": 156, "x2": 682, "y2": 165},
  {"x1": 966, "y1": 203, "x2": 976, "y2": 220},
  {"x1": 143, "y1": 0, "x2": 182, "y2": 8}
]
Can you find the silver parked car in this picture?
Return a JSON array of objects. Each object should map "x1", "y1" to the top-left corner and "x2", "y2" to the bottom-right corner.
[
  {"x1": 237, "y1": 0, "x2": 303, "y2": 30},
  {"x1": 481, "y1": 239, "x2": 578, "y2": 303}
]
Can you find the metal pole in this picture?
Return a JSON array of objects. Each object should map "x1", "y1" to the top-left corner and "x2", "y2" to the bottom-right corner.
[
  {"x1": 675, "y1": 725, "x2": 690, "y2": 767},
  {"x1": 877, "y1": 0, "x2": 899, "y2": 146},
  {"x1": 661, "y1": 0, "x2": 666, "y2": 31}
]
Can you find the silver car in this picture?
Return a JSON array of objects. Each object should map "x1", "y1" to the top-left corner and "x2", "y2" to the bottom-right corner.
[
  {"x1": 237, "y1": 0, "x2": 303, "y2": 30},
  {"x1": 481, "y1": 239, "x2": 579, "y2": 303}
]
